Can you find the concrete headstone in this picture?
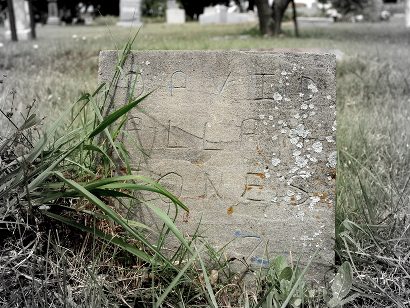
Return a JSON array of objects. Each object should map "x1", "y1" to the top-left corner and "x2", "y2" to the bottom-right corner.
[
  {"x1": 166, "y1": 0, "x2": 186, "y2": 24},
  {"x1": 99, "y1": 51, "x2": 336, "y2": 275},
  {"x1": 199, "y1": 5, "x2": 228, "y2": 24},
  {"x1": 5, "y1": 0, "x2": 31, "y2": 40},
  {"x1": 47, "y1": 0, "x2": 60, "y2": 25},
  {"x1": 117, "y1": 0, "x2": 142, "y2": 27}
]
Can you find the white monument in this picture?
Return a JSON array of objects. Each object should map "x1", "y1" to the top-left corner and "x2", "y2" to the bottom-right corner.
[
  {"x1": 5, "y1": 0, "x2": 31, "y2": 40},
  {"x1": 118, "y1": 0, "x2": 142, "y2": 27},
  {"x1": 199, "y1": 4, "x2": 257, "y2": 25},
  {"x1": 199, "y1": 5, "x2": 228, "y2": 24},
  {"x1": 166, "y1": 0, "x2": 186, "y2": 24},
  {"x1": 47, "y1": 0, "x2": 60, "y2": 25}
]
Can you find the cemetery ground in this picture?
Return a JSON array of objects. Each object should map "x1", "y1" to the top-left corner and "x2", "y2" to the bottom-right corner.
[{"x1": 1, "y1": 19, "x2": 410, "y2": 307}]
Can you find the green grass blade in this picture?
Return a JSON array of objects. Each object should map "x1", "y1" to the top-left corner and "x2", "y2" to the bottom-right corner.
[
  {"x1": 279, "y1": 250, "x2": 319, "y2": 308},
  {"x1": 83, "y1": 144, "x2": 115, "y2": 166},
  {"x1": 44, "y1": 211, "x2": 154, "y2": 264},
  {"x1": 88, "y1": 92, "x2": 152, "y2": 139},
  {"x1": 50, "y1": 171, "x2": 173, "y2": 267},
  {"x1": 155, "y1": 248, "x2": 200, "y2": 308},
  {"x1": 145, "y1": 203, "x2": 193, "y2": 255},
  {"x1": 196, "y1": 246, "x2": 218, "y2": 308}
]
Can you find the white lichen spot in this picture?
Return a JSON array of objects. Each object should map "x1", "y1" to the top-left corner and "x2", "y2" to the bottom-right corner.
[
  {"x1": 299, "y1": 93, "x2": 305, "y2": 98},
  {"x1": 271, "y1": 197, "x2": 278, "y2": 203},
  {"x1": 326, "y1": 136, "x2": 334, "y2": 143},
  {"x1": 326, "y1": 95, "x2": 331, "y2": 100},
  {"x1": 309, "y1": 111, "x2": 316, "y2": 116},
  {"x1": 263, "y1": 121, "x2": 268, "y2": 126},
  {"x1": 145, "y1": 60, "x2": 151, "y2": 65},
  {"x1": 295, "y1": 156, "x2": 308, "y2": 168},
  {"x1": 309, "y1": 104, "x2": 315, "y2": 109},
  {"x1": 301, "y1": 103, "x2": 308, "y2": 110},
  {"x1": 294, "y1": 113, "x2": 300, "y2": 119},
  {"x1": 271, "y1": 157, "x2": 281, "y2": 167},
  {"x1": 286, "y1": 82, "x2": 290, "y2": 86},
  {"x1": 268, "y1": 115, "x2": 274, "y2": 120},
  {"x1": 296, "y1": 143, "x2": 303, "y2": 148},
  {"x1": 309, "y1": 196, "x2": 321, "y2": 210},
  {"x1": 290, "y1": 124, "x2": 310, "y2": 139},
  {"x1": 273, "y1": 92, "x2": 283, "y2": 101},
  {"x1": 283, "y1": 196, "x2": 291, "y2": 203},
  {"x1": 279, "y1": 176, "x2": 285, "y2": 181},
  {"x1": 327, "y1": 151, "x2": 337, "y2": 168},
  {"x1": 284, "y1": 97, "x2": 291, "y2": 102},
  {"x1": 290, "y1": 137, "x2": 299, "y2": 145},
  {"x1": 308, "y1": 82, "x2": 318, "y2": 93},
  {"x1": 280, "y1": 128, "x2": 287, "y2": 134},
  {"x1": 312, "y1": 141, "x2": 323, "y2": 153},
  {"x1": 289, "y1": 166, "x2": 299, "y2": 174},
  {"x1": 293, "y1": 150, "x2": 301, "y2": 157},
  {"x1": 299, "y1": 170, "x2": 312, "y2": 179},
  {"x1": 272, "y1": 135, "x2": 278, "y2": 141},
  {"x1": 259, "y1": 114, "x2": 265, "y2": 119},
  {"x1": 309, "y1": 156, "x2": 318, "y2": 163},
  {"x1": 296, "y1": 194, "x2": 302, "y2": 201},
  {"x1": 296, "y1": 211, "x2": 305, "y2": 222},
  {"x1": 302, "y1": 114, "x2": 308, "y2": 119},
  {"x1": 281, "y1": 70, "x2": 287, "y2": 76},
  {"x1": 278, "y1": 120, "x2": 284, "y2": 125}
]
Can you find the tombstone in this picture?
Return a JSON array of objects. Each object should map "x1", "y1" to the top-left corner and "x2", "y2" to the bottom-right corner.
[
  {"x1": 99, "y1": 51, "x2": 336, "y2": 278},
  {"x1": 226, "y1": 11, "x2": 258, "y2": 24},
  {"x1": 83, "y1": 5, "x2": 94, "y2": 25},
  {"x1": 406, "y1": 0, "x2": 410, "y2": 28},
  {"x1": 199, "y1": 5, "x2": 228, "y2": 24},
  {"x1": 166, "y1": 0, "x2": 186, "y2": 24},
  {"x1": 5, "y1": 0, "x2": 31, "y2": 40},
  {"x1": 117, "y1": 0, "x2": 142, "y2": 27},
  {"x1": 47, "y1": 0, "x2": 60, "y2": 25}
]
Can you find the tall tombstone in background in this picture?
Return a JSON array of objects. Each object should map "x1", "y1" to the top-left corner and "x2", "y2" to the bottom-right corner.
[
  {"x1": 47, "y1": 0, "x2": 60, "y2": 25},
  {"x1": 117, "y1": 0, "x2": 142, "y2": 27},
  {"x1": 5, "y1": 0, "x2": 31, "y2": 40},
  {"x1": 99, "y1": 51, "x2": 337, "y2": 278},
  {"x1": 166, "y1": 0, "x2": 186, "y2": 24}
]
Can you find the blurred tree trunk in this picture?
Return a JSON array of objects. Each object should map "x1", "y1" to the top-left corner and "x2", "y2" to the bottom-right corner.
[
  {"x1": 255, "y1": 0, "x2": 292, "y2": 36},
  {"x1": 255, "y1": 0, "x2": 273, "y2": 36},
  {"x1": 406, "y1": 0, "x2": 410, "y2": 28}
]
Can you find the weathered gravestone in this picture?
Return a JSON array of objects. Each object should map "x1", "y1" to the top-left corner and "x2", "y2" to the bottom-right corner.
[
  {"x1": 166, "y1": 0, "x2": 186, "y2": 24},
  {"x1": 47, "y1": 0, "x2": 60, "y2": 25},
  {"x1": 117, "y1": 0, "x2": 142, "y2": 27},
  {"x1": 99, "y1": 51, "x2": 336, "y2": 275}
]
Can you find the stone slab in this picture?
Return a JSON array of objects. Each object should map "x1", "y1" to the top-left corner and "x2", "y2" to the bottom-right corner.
[
  {"x1": 99, "y1": 50, "x2": 336, "y2": 276},
  {"x1": 117, "y1": 0, "x2": 142, "y2": 27},
  {"x1": 166, "y1": 8, "x2": 186, "y2": 24}
]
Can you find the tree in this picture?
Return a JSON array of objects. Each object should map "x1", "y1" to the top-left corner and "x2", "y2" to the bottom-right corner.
[{"x1": 254, "y1": 0, "x2": 293, "y2": 36}]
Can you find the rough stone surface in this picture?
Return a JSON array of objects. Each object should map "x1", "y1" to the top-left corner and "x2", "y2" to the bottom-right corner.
[{"x1": 99, "y1": 50, "x2": 336, "y2": 275}]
